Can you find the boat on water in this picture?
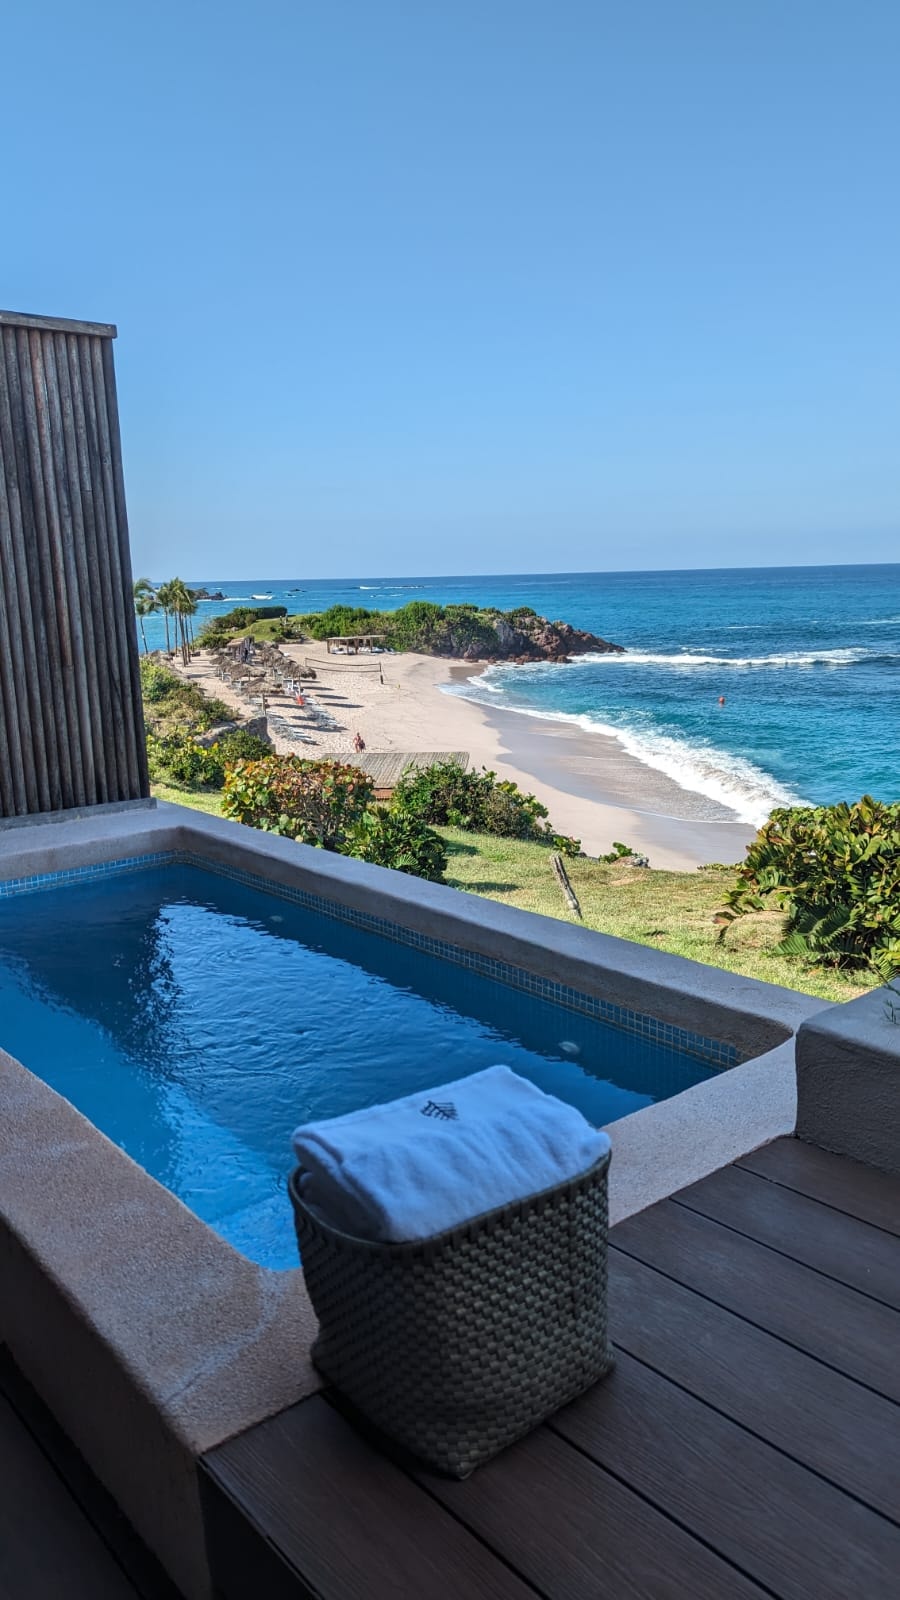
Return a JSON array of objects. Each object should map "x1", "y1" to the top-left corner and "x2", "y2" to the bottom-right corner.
[{"x1": 251, "y1": 592, "x2": 274, "y2": 599}]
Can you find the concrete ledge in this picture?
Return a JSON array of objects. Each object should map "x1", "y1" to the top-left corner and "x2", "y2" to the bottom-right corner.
[
  {"x1": 796, "y1": 986, "x2": 900, "y2": 1174},
  {"x1": 605, "y1": 1037, "x2": 798, "y2": 1222},
  {"x1": 0, "y1": 1049, "x2": 320, "y2": 1600},
  {"x1": 0, "y1": 797, "x2": 156, "y2": 831}
]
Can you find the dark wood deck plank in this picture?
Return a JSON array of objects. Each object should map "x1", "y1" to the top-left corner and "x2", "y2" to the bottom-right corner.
[
  {"x1": 671, "y1": 1163, "x2": 900, "y2": 1309},
  {"x1": 0, "y1": 1393, "x2": 139, "y2": 1600},
  {"x1": 610, "y1": 1200, "x2": 900, "y2": 1401},
  {"x1": 608, "y1": 1251, "x2": 900, "y2": 1524},
  {"x1": 549, "y1": 1349, "x2": 900, "y2": 1600},
  {"x1": 423, "y1": 1424, "x2": 769, "y2": 1600},
  {"x1": 0, "y1": 1350, "x2": 181, "y2": 1600},
  {"x1": 737, "y1": 1138, "x2": 900, "y2": 1236},
  {"x1": 201, "y1": 1394, "x2": 540, "y2": 1600}
]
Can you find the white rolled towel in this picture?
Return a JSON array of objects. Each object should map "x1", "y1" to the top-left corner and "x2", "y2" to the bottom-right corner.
[{"x1": 291, "y1": 1064, "x2": 610, "y2": 1243}]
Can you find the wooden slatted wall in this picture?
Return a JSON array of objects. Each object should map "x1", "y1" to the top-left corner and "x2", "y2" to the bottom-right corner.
[{"x1": 0, "y1": 310, "x2": 149, "y2": 817}]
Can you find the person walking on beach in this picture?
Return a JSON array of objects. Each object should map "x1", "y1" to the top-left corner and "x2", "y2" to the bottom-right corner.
[{"x1": 353, "y1": 731, "x2": 366, "y2": 752}]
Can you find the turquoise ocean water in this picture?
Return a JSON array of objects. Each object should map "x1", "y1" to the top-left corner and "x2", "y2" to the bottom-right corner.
[{"x1": 142, "y1": 565, "x2": 900, "y2": 827}]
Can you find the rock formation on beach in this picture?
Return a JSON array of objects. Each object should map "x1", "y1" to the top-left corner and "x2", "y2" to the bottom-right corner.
[{"x1": 479, "y1": 611, "x2": 625, "y2": 665}]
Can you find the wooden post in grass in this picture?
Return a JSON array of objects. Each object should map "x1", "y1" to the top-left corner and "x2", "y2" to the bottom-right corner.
[{"x1": 551, "y1": 853, "x2": 582, "y2": 919}]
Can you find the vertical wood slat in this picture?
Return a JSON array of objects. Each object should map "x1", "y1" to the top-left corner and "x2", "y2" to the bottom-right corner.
[
  {"x1": 16, "y1": 326, "x2": 76, "y2": 806},
  {"x1": 0, "y1": 329, "x2": 57, "y2": 812},
  {"x1": 0, "y1": 310, "x2": 148, "y2": 817},
  {"x1": 102, "y1": 337, "x2": 149, "y2": 797}
]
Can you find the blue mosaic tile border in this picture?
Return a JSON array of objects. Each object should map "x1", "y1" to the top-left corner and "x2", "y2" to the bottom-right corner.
[
  {"x1": 0, "y1": 850, "x2": 739, "y2": 1070},
  {"x1": 0, "y1": 852, "x2": 173, "y2": 898}
]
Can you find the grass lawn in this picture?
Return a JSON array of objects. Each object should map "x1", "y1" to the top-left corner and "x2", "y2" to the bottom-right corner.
[
  {"x1": 437, "y1": 827, "x2": 873, "y2": 1005},
  {"x1": 150, "y1": 780, "x2": 224, "y2": 816},
  {"x1": 149, "y1": 787, "x2": 871, "y2": 1005}
]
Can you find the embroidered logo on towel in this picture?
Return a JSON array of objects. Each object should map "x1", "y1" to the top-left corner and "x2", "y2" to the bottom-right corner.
[{"x1": 420, "y1": 1100, "x2": 458, "y2": 1121}]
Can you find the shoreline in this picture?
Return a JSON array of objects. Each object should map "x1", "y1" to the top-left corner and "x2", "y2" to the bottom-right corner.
[
  {"x1": 292, "y1": 646, "x2": 756, "y2": 869},
  {"x1": 173, "y1": 643, "x2": 756, "y2": 870}
]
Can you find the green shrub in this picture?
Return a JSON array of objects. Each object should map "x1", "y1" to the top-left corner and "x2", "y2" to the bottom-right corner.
[
  {"x1": 288, "y1": 604, "x2": 379, "y2": 641},
  {"x1": 346, "y1": 806, "x2": 447, "y2": 881},
  {"x1": 139, "y1": 659, "x2": 179, "y2": 703},
  {"x1": 214, "y1": 727, "x2": 271, "y2": 765},
  {"x1": 720, "y1": 796, "x2": 900, "y2": 978},
  {"x1": 391, "y1": 760, "x2": 580, "y2": 853},
  {"x1": 221, "y1": 757, "x2": 375, "y2": 848},
  {"x1": 392, "y1": 761, "x2": 493, "y2": 830},
  {"x1": 139, "y1": 657, "x2": 231, "y2": 730},
  {"x1": 146, "y1": 731, "x2": 226, "y2": 788},
  {"x1": 599, "y1": 841, "x2": 635, "y2": 863}
]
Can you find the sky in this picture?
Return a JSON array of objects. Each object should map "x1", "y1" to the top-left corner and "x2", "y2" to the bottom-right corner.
[{"x1": 2, "y1": 0, "x2": 899, "y2": 578}]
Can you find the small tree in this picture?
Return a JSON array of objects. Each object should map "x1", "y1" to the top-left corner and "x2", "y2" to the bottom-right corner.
[{"x1": 133, "y1": 577, "x2": 158, "y2": 653}]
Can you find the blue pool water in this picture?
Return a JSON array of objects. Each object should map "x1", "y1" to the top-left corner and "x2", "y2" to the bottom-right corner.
[{"x1": 0, "y1": 864, "x2": 726, "y2": 1269}]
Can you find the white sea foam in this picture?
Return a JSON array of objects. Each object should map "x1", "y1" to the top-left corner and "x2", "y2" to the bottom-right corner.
[
  {"x1": 575, "y1": 647, "x2": 872, "y2": 668},
  {"x1": 443, "y1": 677, "x2": 807, "y2": 826}
]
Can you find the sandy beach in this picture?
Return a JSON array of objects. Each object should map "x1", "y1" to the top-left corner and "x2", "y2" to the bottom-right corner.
[{"x1": 176, "y1": 643, "x2": 756, "y2": 871}]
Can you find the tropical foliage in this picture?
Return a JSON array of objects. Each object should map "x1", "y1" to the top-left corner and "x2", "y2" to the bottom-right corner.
[
  {"x1": 146, "y1": 726, "x2": 271, "y2": 789},
  {"x1": 720, "y1": 796, "x2": 900, "y2": 978},
  {"x1": 221, "y1": 757, "x2": 376, "y2": 849},
  {"x1": 196, "y1": 606, "x2": 288, "y2": 649},
  {"x1": 345, "y1": 805, "x2": 448, "y2": 881},
  {"x1": 132, "y1": 577, "x2": 158, "y2": 652},
  {"x1": 289, "y1": 600, "x2": 541, "y2": 656},
  {"x1": 133, "y1": 577, "x2": 200, "y2": 662},
  {"x1": 138, "y1": 658, "x2": 231, "y2": 729},
  {"x1": 391, "y1": 760, "x2": 581, "y2": 855}
]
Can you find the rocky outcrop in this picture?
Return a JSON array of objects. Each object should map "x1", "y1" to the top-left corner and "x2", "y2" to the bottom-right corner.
[
  {"x1": 195, "y1": 714, "x2": 272, "y2": 748},
  {"x1": 460, "y1": 612, "x2": 625, "y2": 664}
]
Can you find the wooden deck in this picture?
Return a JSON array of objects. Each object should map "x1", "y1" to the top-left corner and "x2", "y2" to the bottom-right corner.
[
  {"x1": 319, "y1": 750, "x2": 469, "y2": 789},
  {"x1": 0, "y1": 1352, "x2": 180, "y2": 1600},
  {"x1": 201, "y1": 1138, "x2": 900, "y2": 1600}
]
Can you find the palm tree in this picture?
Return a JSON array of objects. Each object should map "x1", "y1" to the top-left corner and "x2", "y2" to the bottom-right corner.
[
  {"x1": 133, "y1": 577, "x2": 158, "y2": 654},
  {"x1": 155, "y1": 580, "x2": 175, "y2": 654},
  {"x1": 168, "y1": 578, "x2": 198, "y2": 666}
]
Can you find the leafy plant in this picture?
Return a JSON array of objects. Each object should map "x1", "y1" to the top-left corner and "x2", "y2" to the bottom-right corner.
[
  {"x1": 720, "y1": 796, "x2": 900, "y2": 978},
  {"x1": 346, "y1": 806, "x2": 447, "y2": 881},
  {"x1": 599, "y1": 841, "x2": 635, "y2": 863},
  {"x1": 139, "y1": 658, "x2": 231, "y2": 730},
  {"x1": 391, "y1": 760, "x2": 580, "y2": 853},
  {"x1": 213, "y1": 727, "x2": 271, "y2": 765},
  {"x1": 146, "y1": 730, "x2": 227, "y2": 788},
  {"x1": 221, "y1": 757, "x2": 375, "y2": 848}
]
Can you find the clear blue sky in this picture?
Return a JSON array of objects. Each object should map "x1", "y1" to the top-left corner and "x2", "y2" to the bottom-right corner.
[{"x1": 3, "y1": 1, "x2": 898, "y2": 576}]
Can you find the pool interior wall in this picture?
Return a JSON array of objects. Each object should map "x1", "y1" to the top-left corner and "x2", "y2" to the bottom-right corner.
[{"x1": 1, "y1": 857, "x2": 733, "y2": 1270}]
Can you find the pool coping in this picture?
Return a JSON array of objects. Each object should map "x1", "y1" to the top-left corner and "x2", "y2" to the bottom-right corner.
[{"x1": 0, "y1": 802, "x2": 827, "y2": 1597}]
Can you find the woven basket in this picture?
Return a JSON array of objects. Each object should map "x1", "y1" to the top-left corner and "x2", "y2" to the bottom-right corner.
[{"x1": 289, "y1": 1148, "x2": 613, "y2": 1477}]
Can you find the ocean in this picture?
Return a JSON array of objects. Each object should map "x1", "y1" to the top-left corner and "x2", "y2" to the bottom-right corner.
[{"x1": 141, "y1": 565, "x2": 900, "y2": 827}]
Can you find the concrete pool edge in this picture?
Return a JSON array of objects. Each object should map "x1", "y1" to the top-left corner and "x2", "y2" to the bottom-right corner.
[
  {"x1": 0, "y1": 1045, "x2": 320, "y2": 1600},
  {"x1": 0, "y1": 802, "x2": 828, "y2": 1595}
]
